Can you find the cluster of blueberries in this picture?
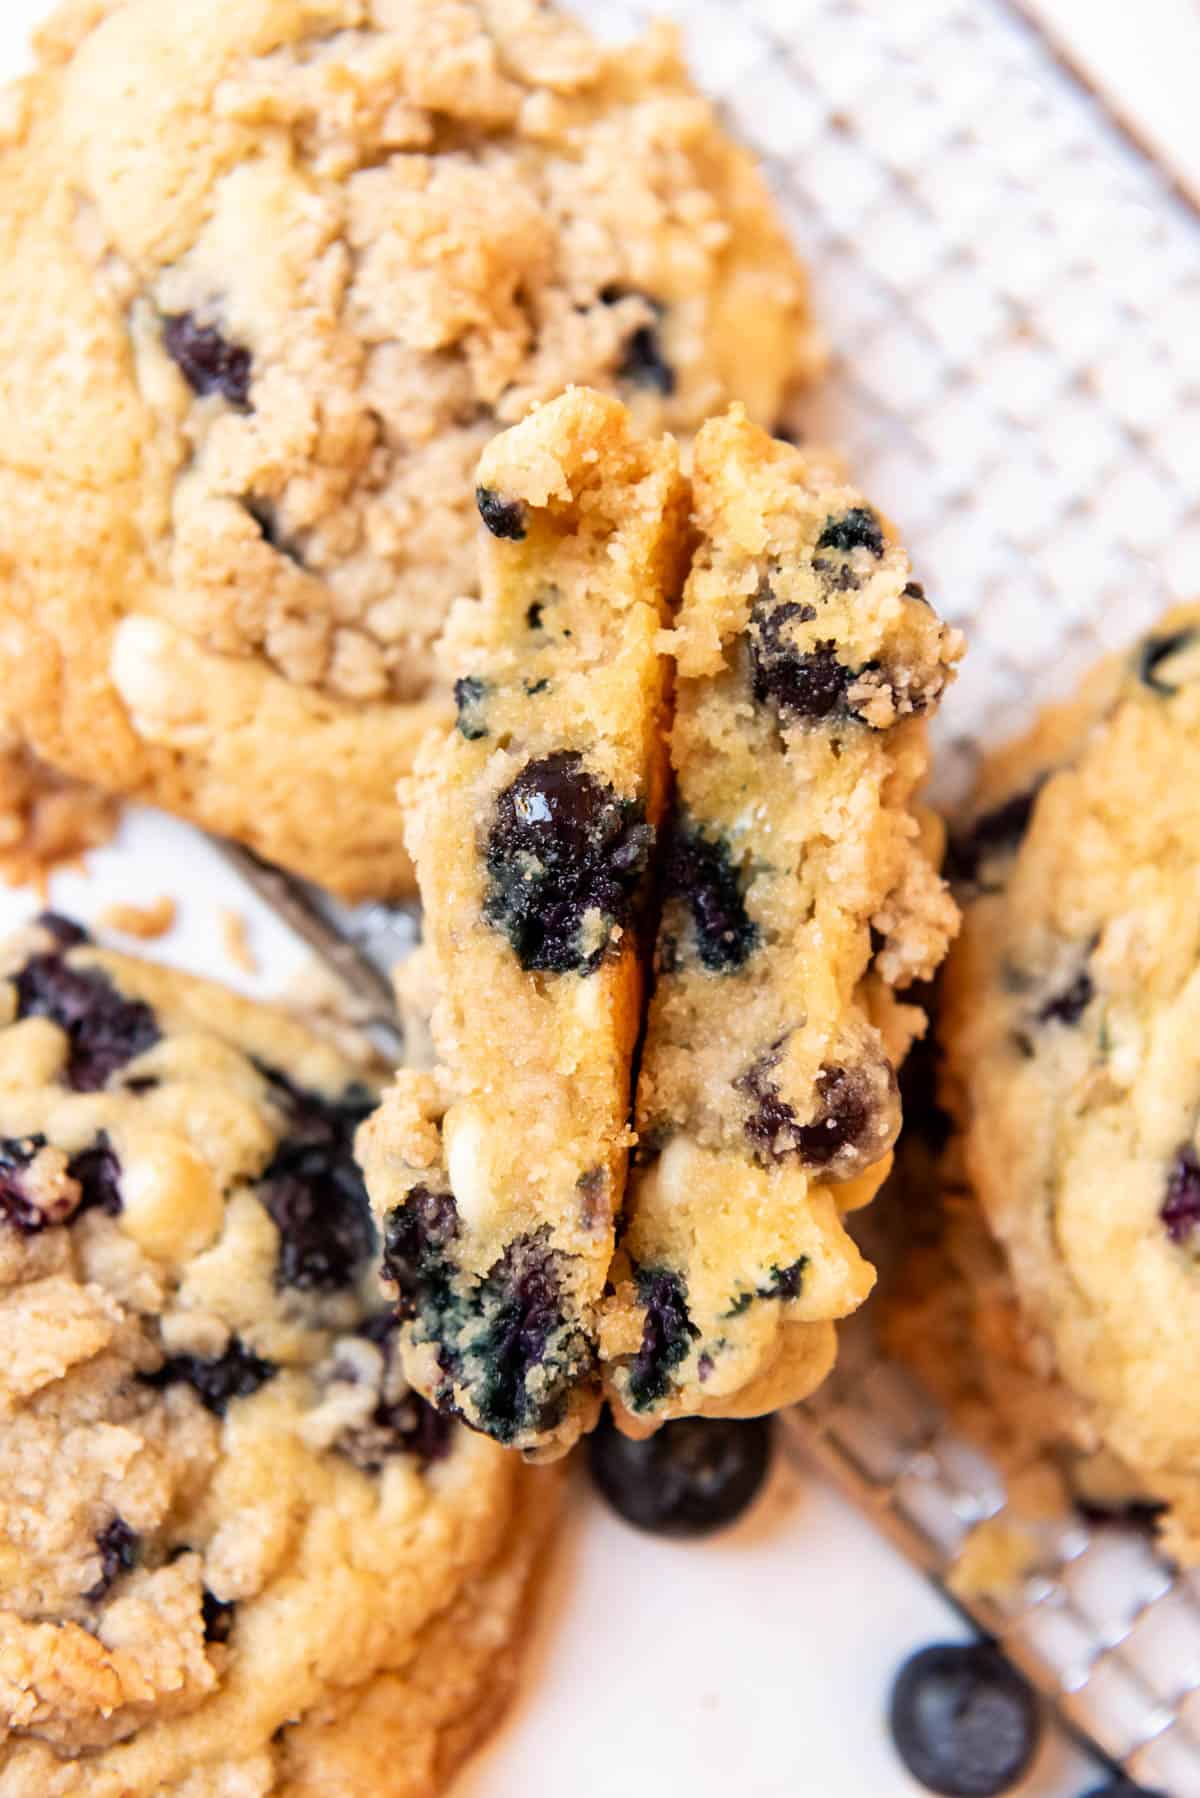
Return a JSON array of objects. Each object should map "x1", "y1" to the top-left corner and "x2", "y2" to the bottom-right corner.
[{"x1": 588, "y1": 1416, "x2": 1159, "y2": 1798}]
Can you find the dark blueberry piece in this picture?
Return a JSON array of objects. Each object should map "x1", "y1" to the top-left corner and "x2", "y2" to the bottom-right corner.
[
  {"x1": 904, "y1": 580, "x2": 929, "y2": 603},
  {"x1": 524, "y1": 678, "x2": 549, "y2": 696},
  {"x1": 0, "y1": 1135, "x2": 49, "y2": 1234},
  {"x1": 661, "y1": 823, "x2": 758, "y2": 974},
  {"x1": 36, "y1": 913, "x2": 90, "y2": 947},
  {"x1": 588, "y1": 1411, "x2": 772, "y2": 1538},
  {"x1": 1161, "y1": 1145, "x2": 1200, "y2": 1244},
  {"x1": 626, "y1": 1268, "x2": 699, "y2": 1410},
  {"x1": 1074, "y1": 1496, "x2": 1166, "y2": 1536},
  {"x1": 14, "y1": 952, "x2": 160, "y2": 1091},
  {"x1": 339, "y1": 1387, "x2": 454, "y2": 1473},
  {"x1": 163, "y1": 313, "x2": 252, "y2": 406},
  {"x1": 454, "y1": 676, "x2": 490, "y2": 741},
  {"x1": 68, "y1": 1136, "x2": 123, "y2": 1217},
  {"x1": 144, "y1": 1338, "x2": 277, "y2": 1416},
  {"x1": 85, "y1": 1517, "x2": 140, "y2": 1601},
  {"x1": 748, "y1": 591, "x2": 853, "y2": 724},
  {"x1": 741, "y1": 1057, "x2": 882, "y2": 1171},
  {"x1": 484, "y1": 751, "x2": 653, "y2": 974},
  {"x1": 468, "y1": 1230, "x2": 581, "y2": 1441},
  {"x1": 201, "y1": 1589, "x2": 236, "y2": 1644},
  {"x1": 816, "y1": 506, "x2": 885, "y2": 558},
  {"x1": 254, "y1": 1071, "x2": 376, "y2": 1293},
  {"x1": 1138, "y1": 627, "x2": 1197, "y2": 696},
  {"x1": 382, "y1": 1186, "x2": 461, "y2": 1319},
  {"x1": 600, "y1": 285, "x2": 676, "y2": 396},
  {"x1": 476, "y1": 486, "x2": 527, "y2": 541},
  {"x1": 889, "y1": 1641, "x2": 1041, "y2": 1797},
  {"x1": 725, "y1": 1256, "x2": 808, "y2": 1317},
  {"x1": 1037, "y1": 968, "x2": 1094, "y2": 1027},
  {"x1": 526, "y1": 601, "x2": 544, "y2": 631},
  {"x1": 947, "y1": 786, "x2": 1044, "y2": 888}
]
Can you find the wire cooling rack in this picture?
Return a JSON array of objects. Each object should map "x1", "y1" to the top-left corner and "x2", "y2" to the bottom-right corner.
[{"x1": 224, "y1": 1, "x2": 1200, "y2": 1788}]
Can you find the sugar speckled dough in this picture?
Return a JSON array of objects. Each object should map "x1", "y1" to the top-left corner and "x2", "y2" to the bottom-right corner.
[
  {"x1": 600, "y1": 409, "x2": 962, "y2": 1430},
  {"x1": 359, "y1": 389, "x2": 686, "y2": 1459},
  {"x1": 942, "y1": 608, "x2": 1200, "y2": 1562},
  {"x1": 0, "y1": 0, "x2": 819, "y2": 897},
  {"x1": 0, "y1": 914, "x2": 557, "y2": 1795}
]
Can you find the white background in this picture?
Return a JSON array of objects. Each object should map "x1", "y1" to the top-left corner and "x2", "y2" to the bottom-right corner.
[{"x1": 3, "y1": 0, "x2": 1199, "y2": 1790}]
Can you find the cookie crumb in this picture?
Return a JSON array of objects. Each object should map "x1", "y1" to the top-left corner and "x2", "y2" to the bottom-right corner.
[
  {"x1": 100, "y1": 896, "x2": 176, "y2": 940},
  {"x1": 220, "y1": 909, "x2": 257, "y2": 974},
  {"x1": 0, "y1": 736, "x2": 119, "y2": 894}
]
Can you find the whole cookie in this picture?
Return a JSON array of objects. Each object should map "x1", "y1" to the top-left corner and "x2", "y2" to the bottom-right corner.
[
  {"x1": 0, "y1": 914, "x2": 557, "y2": 1796},
  {"x1": 0, "y1": 0, "x2": 819, "y2": 898},
  {"x1": 942, "y1": 610, "x2": 1200, "y2": 1561}
]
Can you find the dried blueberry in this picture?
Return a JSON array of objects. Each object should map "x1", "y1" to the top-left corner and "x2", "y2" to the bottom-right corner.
[
  {"x1": 904, "y1": 580, "x2": 929, "y2": 603},
  {"x1": 163, "y1": 313, "x2": 252, "y2": 406},
  {"x1": 725, "y1": 1257, "x2": 808, "y2": 1317},
  {"x1": 600, "y1": 286, "x2": 676, "y2": 396},
  {"x1": 0, "y1": 1135, "x2": 50, "y2": 1234},
  {"x1": 144, "y1": 1338, "x2": 277, "y2": 1416},
  {"x1": 484, "y1": 752, "x2": 653, "y2": 974},
  {"x1": 454, "y1": 676, "x2": 489, "y2": 741},
  {"x1": 201, "y1": 1589, "x2": 236, "y2": 1644},
  {"x1": 68, "y1": 1136, "x2": 123, "y2": 1217},
  {"x1": 748, "y1": 590, "x2": 852, "y2": 723},
  {"x1": 889, "y1": 1642, "x2": 1041, "y2": 1797},
  {"x1": 816, "y1": 506, "x2": 885, "y2": 558},
  {"x1": 14, "y1": 951, "x2": 160, "y2": 1091},
  {"x1": 476, "y1": 486, "x2": 527, "y2": 541},
  {"x1": 588, "y1": 1411, "x2": 772, "y2": 1537},
  {"x1": 85, "y1": 1517, "x2": 140, "y2": 1602},
  {"x1": 1138, "y1": 628, "x2": 1197, "y2": 696},
  {"x1": 1161, "y1": 1145, "x2": 1200, "y2": 1243},
  {"x1": 626, "y1": 1268, "x2": 699, "y2": 1411},
  {"x1": 661, "y1": 823, "x2": 757, "y2": 973},
  {"x1": 256, "y1": 1072, "x2": 376, "y2": 1293},
  {"x1": 947, "y1": 786, "x2": 1043, "y2": 889}
]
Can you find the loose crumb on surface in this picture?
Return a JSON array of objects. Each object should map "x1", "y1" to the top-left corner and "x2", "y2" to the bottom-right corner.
[
  {"x1": 220, "y1": 908, "x2": 257, "y2": 974},
  {"x1": 99, "y1": 895, "x2": 177, "y2": 940},
  {"x1": 0, "y1": 735, "x2": 120, "y2": 894}
]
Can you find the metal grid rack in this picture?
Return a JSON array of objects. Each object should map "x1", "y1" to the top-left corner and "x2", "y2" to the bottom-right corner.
[{"x1": 225, "y1": 1, "x2": 1200, "y2": 1785}]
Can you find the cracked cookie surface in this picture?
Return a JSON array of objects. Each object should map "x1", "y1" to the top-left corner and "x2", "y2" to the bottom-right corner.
[
  {"x1": 358, "y1": 388, "x2": 686, "y2": 1458},
  {"x1": 600, "y1": 408, "x2": 962, "y2": 1430},
  {"x1": 0, "y1": 0, "x2": 818, "y2": 897},
  {"x1": 941, "y1": 608, "x2": 1200, "y2": 1563},
  {"x1": 0, "y1": 914, "x2": 556, "y2": 1796}
]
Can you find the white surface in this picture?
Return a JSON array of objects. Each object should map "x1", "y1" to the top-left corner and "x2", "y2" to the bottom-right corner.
[{"x1": 0, "y1": 0, "x2": 1195, "y2": 1790}]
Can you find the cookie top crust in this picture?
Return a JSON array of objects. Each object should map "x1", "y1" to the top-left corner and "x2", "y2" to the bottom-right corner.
[
  {"x1": 0, "y1": 0, "x2": 818, "y2": 896},
  {"x1": 942, "y1": 608, "x2": 1200, "y2": 1557},
  {"x1": 360, "y1": 388, "x2": 686, "y2": 1458},
  {"x1": 601, "y1": 408, "x2": 963, "y2": 1428},
  {"x1": 0, "y1": 915, "x2": 555, "y2": 1795}
]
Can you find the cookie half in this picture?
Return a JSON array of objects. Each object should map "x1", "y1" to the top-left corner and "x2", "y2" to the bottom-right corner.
[
  {"x1": 0, "y1": 914, "x2": 557, "y2": 1795},
  {"x1": 601, "y1": 408, "x2": 963, "y2": 1430},
  {"x1": 359, "y1": 389, "x2": 686, "y2": 1458},
  {"x1": 0, "y1": 0, "x2": 818, "y2": 897}
]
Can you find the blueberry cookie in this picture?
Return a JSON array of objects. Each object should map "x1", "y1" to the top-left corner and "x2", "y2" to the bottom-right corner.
[
  {"x1": 942, "y1": 609, "x2": 1200, "y2": 1560},
  {"x1": 600, "y1": 408, "x2": 963, "y2": 1429},
  {"x1": 358, "y1": 389, "x2": 686, "y2": 1459},
  {"x1": 0, "y1": 0, "x2": 819, "y2": 899},
  {"x1": 0, "y1": 913, "x2": 557, "y2": 1794}
]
